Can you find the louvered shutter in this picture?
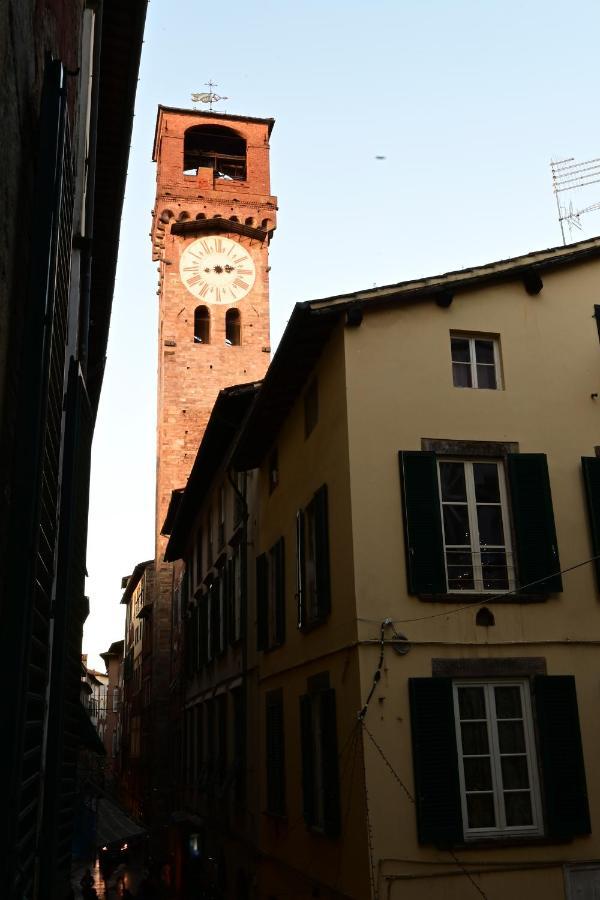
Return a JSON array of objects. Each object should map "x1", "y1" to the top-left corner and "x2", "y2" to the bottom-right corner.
[
  {"x1": 256, "y1": 554, "x2": 268, "y2": 651},
  {"x1": 299, "y1": 694, "x2": 316, "y2": 826},
  {"x1": 199, "y1": 599, "x2": 208, "y2": 667},
  {"x1": 533, "y1": 675, "x2": 591, "y2": 838},
  {"x1": 220, "y1": 575, "x2": 228, "y2": 655},
  {"x1": 314, "y1": 485, "x2": 331, "y2": 617},
  {"x1": 266, "y1": 691, "x2": 286, "y2": 815},
  {"x1": 582, "y1": 457, "x2": 600, "y2": 588},
  {"x1": 275, "y1": 538, "x2": 286, "y2": 646},
  {"x1": 296, "y1": 511, "x2": 305, "y2": 628},
  {"x1": 408, "y1": 678, "x2": 463, "y2": 845},
  {"x1": 507, "y1": 454, "x2": 562, "y2": 592},
  {"x1": 320, "y1": 688, "x2": 341, "y2": 837},
  {"x1": 399, "y1": 452, "x2": 446, "y2": 594}
]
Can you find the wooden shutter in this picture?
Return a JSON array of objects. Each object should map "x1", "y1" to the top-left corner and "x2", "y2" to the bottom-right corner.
[
  {"x1": 220, "y1": 576, "x2": 228, "y2": 655},
  {"x1": 582, "y1": 457, "x2": 600, "y2": 588},
  {"x1": 320, "y1": 688, "x2": 341, "y2": 837},
  {"x1": 256, "y1": 553, "x2": 268, "y2": 651},
  {"x1": 199, "y1": 599, "x2": 208, "y2": 667},
  {"x1": 408, "y1": 678, "x2": 463, "y2": 845},
  {"x1": 266, "y1": 690, "x2": 286, "y2": 815},
  {"x1": 296, "y1": 510, "x2": 305, "y2": 628},
  {"x1": 274, "y1": 538, "x2": 286, "y2": 646},
  {"x1": 533, "y1": 675, "x2": 591, "y2": 838},
  {"x1": 314, "y1": 485, "x2": 331, "y2": 617},
  {"x1": 399, "y1": 452, "x2": 446, "y2": 594},
  {"x1": 507, "y1": 454, "x2": 562, "y2": 592},
  {"x1": 299, "y1": 694, "x2": 316, "y2": 826}
]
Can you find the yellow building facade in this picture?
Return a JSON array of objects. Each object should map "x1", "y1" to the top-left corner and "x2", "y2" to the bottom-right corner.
[{"x1": 233, "y1": 237, "x2": 600, "y2": 900}]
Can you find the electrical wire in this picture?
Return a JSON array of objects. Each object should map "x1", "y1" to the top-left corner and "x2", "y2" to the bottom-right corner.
[{"x1": 358, "y1": 552, "x2": 600, "y2": 626}]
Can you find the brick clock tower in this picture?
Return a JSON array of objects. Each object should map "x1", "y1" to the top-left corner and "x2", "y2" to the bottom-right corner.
[{"x1": 148, "y1": 106, "x2": 276, "y2": 816}]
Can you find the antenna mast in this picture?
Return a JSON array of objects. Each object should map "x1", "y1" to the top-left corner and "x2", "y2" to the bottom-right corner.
[{"x1": 551, "y1": 156, "x2": 600, "y2": 244}]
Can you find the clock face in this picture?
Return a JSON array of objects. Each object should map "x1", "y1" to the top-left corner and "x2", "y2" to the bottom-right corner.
[{"x1": 179, "y1": 236, "x2": 256, "y2": 304}]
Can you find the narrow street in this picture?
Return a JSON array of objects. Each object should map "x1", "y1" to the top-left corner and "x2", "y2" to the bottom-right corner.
[{"x1": 72, "y1": 851, "x2": 147, "y2": 899}]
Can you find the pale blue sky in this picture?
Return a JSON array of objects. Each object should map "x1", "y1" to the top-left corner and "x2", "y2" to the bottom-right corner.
[{"x1": 84, "y1": 0, "x2": 600, "y2": 667}]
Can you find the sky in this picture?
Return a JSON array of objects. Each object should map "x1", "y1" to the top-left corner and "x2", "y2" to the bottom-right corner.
[{"x1": 83, "y1": 0, "x2": 600, "y2": 668}]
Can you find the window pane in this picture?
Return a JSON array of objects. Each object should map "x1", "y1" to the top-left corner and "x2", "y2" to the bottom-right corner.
[
  {"x1": 481, "y1": 554, "x2": 509, "y2": 591},
  {"x1": 475, "y1": 340, "x2": 495, "y2": 364},
  {"x1": 477, "y1": 506, "x2": 505, "y2": 545},
  {"x1": 494, "y1": 686, "x2": 522, "y2": 719},
  {"x1": 440, "y1": 462, "x2": 467, "y2": 502},
  {"x1": 504, "y1": 791, "x2": 533, "y2": 826},
  {"x1": 453, "y1": 362, "x2": 472, "y2": 388},
  {"x1": 443, "y1": 505, "x2": 471, "y2": 545},
  {"x1": 461, "y1": 722, "x2": 489, "y2": 755},
  {"x1": 446, "y1": 550, "x2": 474, "y2": 591},
  {"x1": 466, "y1": 793, "x2": 496, "y2": 828},
  {"x1": 473, "y1": 463, "x2": 500, "y2": 503},
  {"x1": 501, "y1": 756, "x2": 530, "y2": 790},
  {"x1": 497, "y1": 721, "x2": 526, "y2": 754},
  {"x1": 458, "y1": 686, "x2": 486, "y2": 720},
  {"x1": 451, "y1": 338, "x2": 471, "y2": 363},
  {"x1": 463, "y1": 757, "x2": 493, "y2": 791},
  {"x1": 477, "y1": 364, "x2": 497, "y2": 389}
]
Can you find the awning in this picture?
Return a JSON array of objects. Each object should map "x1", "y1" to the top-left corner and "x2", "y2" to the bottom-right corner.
[{"x1": 95, "y1": 796, "x2": 146, "y2": 848}]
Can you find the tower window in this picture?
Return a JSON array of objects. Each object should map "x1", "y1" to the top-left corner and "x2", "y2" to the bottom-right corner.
[
  {"x1": 183, "y1": 125, "x2": 247, "y2": 180},
  {"x1": 225, "y1": 309, "x2": 241, "y2": 346},
  {"x1": 194, "y1": 306, "x2": 210, "y2": 344}
]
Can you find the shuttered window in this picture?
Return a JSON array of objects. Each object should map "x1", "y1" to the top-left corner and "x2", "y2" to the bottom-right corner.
[
  {"x1": 400, "y1": 451, "x2": 562, "y2": 596},
  {"x1": 297, "y1": 484, "x2": 331, "y2": 628},
  {"x1": 409, "y1": 674, "x2": 590, "y2": 845},
  {"x1": 256, "y1": 538, "x2": 285, "y2": 651},
  {"x1": 582, "y1": 456, "x2": 600, "y2": 588},
  {"x1": 265, "y1": 690, "x2": 286, "y2": 815},
  {"x1": 299, "y1": 684, "x2": 341, "y2": 837}
]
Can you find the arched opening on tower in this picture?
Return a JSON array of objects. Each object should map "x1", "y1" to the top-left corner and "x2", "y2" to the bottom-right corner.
[
  {"x1": 225, "y1": 309, "x2": 241, "y2": 346},
  {"x1": 183, "y1": 125, "x2": 247, "y2": 181},
  {"x1": 194, "y1": 306, "x2": 210, "y2": 344}
]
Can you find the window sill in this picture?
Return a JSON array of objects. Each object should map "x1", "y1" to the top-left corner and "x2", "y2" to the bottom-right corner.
[
  {"x1": 418, "y1": 592, "x2": 548, "y2": 605},
  {"x1": 445, "y1": 833, "x2": 572, "y2": 851}
]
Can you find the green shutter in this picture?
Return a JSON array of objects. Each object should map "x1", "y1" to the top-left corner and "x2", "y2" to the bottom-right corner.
[
  {"x1": 399, "y1": 452, "x2": 446, "y2": 594},
  {"x1": 299, "y1": 694, "x2": 316, "y2": 826},
  {"x1": 266, "y1": 691, "x2": 286, "y2": 815},
  {"x1": 507, "y1": 454, "x2": 562, "y2": 592},
  {"x1": 256, "y1": 554, "x2": 268, "y2": 651},
  {"x1": 582, "y1": 457, "x2": 600, "y2": 588},
  {"x1": 320, "y1": 688, "x2": 341, "y2": 837},
  {"x1": 296, "y1": 511, "x2": 305, "y2": 629},
  {"x1": 533, "y1": 675, "x2": 591, "y2": 838},
  {"x1": 275, "y1": 538, "x2": 286, "y2": 646},
  {"x1": 314, "y1": 484, "x2": 331, "y2": 617},
  {"x1": 408, "y1": 678, "x2": 463, "y2": 845}
]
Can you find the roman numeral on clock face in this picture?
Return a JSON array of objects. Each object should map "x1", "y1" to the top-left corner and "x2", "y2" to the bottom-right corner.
[{"x1": 186, "y1": 274, "x2": 202, "y2": 287}]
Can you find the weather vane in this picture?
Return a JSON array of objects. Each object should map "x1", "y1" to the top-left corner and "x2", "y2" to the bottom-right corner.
[{"x1": 191, "y1": 81, "x2": 228, "y2": 112}]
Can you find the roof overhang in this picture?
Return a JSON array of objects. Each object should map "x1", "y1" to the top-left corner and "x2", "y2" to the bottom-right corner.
[
  {"x1": 120, "y1": 559, "x2": 154, "y2": 605},
  {"x1": 171, "y1": 217, "x2": 272, "y2": 242}
]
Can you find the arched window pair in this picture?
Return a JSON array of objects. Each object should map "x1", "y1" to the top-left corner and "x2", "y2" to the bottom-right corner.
[{"x1": 194, "y1": 307, "x2": 241, "y2": 346}]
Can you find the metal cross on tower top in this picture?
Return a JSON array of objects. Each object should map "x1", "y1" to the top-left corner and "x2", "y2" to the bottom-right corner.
[{"x1": 191, "y1": 81, "x2": 229, "y2": 112}]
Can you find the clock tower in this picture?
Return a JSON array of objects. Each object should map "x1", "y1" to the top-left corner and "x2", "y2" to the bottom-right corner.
[
  {"x1": 151, "y1": 106, "x2": 276, "y2": 564},
  {"x1": 147, "y1": 107, "x2": 276, "y2": 821}
]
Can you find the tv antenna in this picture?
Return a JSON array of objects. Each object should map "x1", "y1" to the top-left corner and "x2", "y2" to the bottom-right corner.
[
  {"x1": 191, "y1": 81, "x2": 228, "y2": 112},
  {"x1": 551, "y1": 156, "x2": 600, "y2": 244}
]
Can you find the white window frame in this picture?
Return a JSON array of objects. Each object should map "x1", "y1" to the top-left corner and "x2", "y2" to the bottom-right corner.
[
  {"x1": 453, "y1": 680, "x2": 543, "y2": 840},
  {"x1": 438, "y1": 458, "x2": 515, "y2": 593},
  {"x1": 451, "y1": 333, "x2": 502, "y2": 390}
]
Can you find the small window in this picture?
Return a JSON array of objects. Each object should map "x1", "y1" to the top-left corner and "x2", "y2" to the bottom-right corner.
[
  {"x1": 268, "y1": 449, "x2": 279, "y2": 493},
  {"x1": 453, "y1": 680, "x2": 542, "y2": 839},
  {"x1": 256, "y1": 538, "x2": 285, "y2": 651},
  {"x1": 225, "y1": 308, "x2": 241, "y2": 346},
  {"x1": 194, "y1": 306, "x2": 210, "y2": 344},
  {"x1": 451, "y1": 334, "x2": 501, "y2": 389},
  {"x1": 297, "y1": 485, "x2": 330, "y2": 628},
  {"x1": 304, "y1": 379, "x2": 318, "y2": 438}
]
